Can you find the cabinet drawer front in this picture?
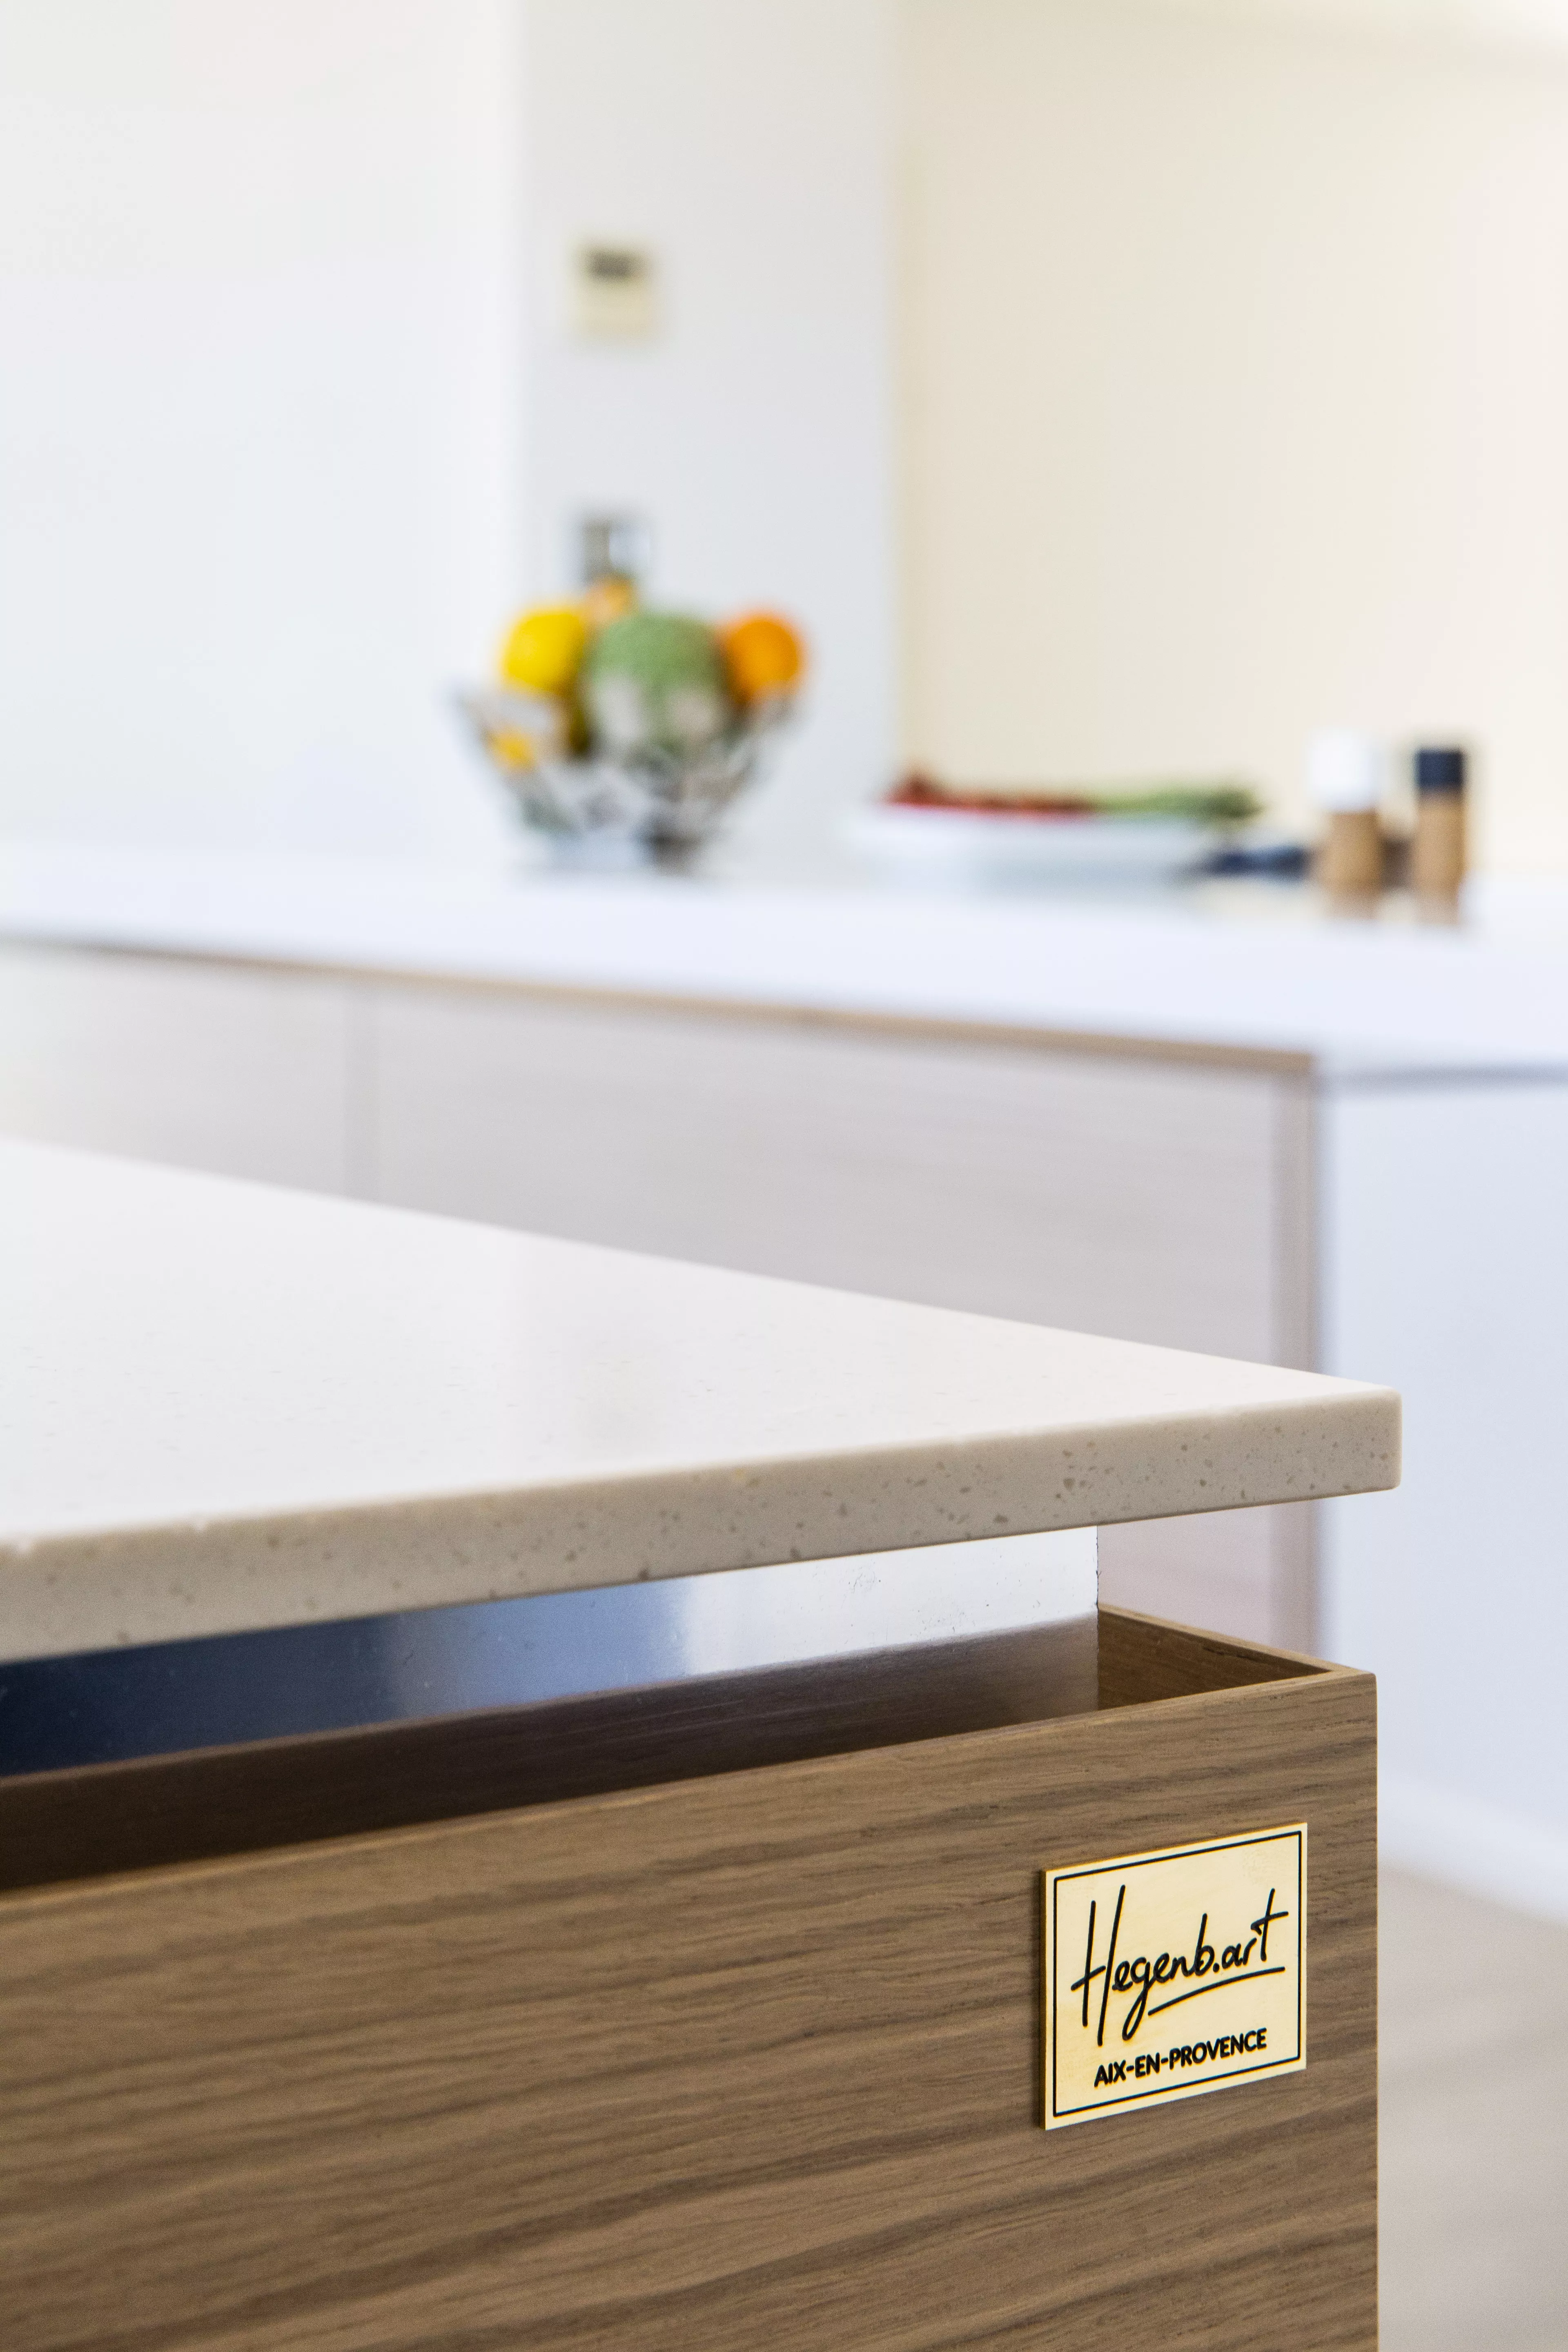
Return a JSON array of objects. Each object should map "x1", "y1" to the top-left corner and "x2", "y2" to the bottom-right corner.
[
  {"x1": 0, "y1": 944, "x2": 354, "y2": 1191},
  {"x1": 370, "y1": 987, "x2": 1289, "y2": 1357},
  {"x1": 0, "y1": 1631, "x2": 1374, "y2": 2351}
]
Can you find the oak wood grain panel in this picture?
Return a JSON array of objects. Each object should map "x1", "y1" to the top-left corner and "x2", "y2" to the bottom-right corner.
[
  {"x1": 0, "y1": 1620, "x2": 1095, "y2": 1896},
  {"x1": 0, "y1": 941, "x2": 355, "y2": 1191},
  {"x1": 0, "y1": 1622, "x2": 1376, "y2": 2350},
  {"x1": 367, "y1": 984, "x2": 1282, "y2": 1356},
  {"x1": 1098, "y1": 1602, "x2": 1330, "y2": 1708}
]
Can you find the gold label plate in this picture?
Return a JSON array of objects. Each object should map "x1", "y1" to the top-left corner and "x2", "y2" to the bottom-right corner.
[{"x1": 1042, "y1": 1824, "x2": 1305, "y2": 2128}]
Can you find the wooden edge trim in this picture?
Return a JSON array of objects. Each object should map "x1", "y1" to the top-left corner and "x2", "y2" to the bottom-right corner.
[{"x1": 1097, "y1": 1602, "x2": 1350, "y2": 1712}]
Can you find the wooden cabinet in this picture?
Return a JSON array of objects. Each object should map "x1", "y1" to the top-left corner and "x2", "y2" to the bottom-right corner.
[
  {"x1": 365, "y1": 988, "x2": 1302, "y2": 1356},
  {"x1": 0, "y1": 1608, "x2": 1376, "y2": 2352},
  {"x1": 0, "y1": 943, "x2": 357, "y2": 1193}
]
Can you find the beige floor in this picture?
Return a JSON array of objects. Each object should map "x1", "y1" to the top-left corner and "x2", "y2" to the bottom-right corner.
[{"x1": 1380, "y1": 1869, "x2": 1568, "y2": 2352}]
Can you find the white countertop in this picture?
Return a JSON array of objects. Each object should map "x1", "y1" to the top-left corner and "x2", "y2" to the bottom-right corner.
[
  {"x1": 4, "y1": 837, "x2": 1568, "y2": 1075},
  {"x1": 0, "y1": 1140, "x2": 1396, "y2": 1661}
]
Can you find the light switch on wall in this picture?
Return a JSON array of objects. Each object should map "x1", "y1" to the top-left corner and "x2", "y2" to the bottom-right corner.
[{"x1": 570, "y1": 243, "x2": 659, "y2": 340}]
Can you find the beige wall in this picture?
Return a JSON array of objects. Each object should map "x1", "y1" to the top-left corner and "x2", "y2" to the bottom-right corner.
[{"x1": 900, "y1": 0, "x2": 1568, "y2": 871}]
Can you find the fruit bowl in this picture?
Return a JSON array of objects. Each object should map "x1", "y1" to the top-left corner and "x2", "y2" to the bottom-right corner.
[
  {"x1": 454, "y1": 686, "x2": 790, "y2": 858},
  {"x1": 456, "y1": 601, "x2": 805, "y2": 860}
]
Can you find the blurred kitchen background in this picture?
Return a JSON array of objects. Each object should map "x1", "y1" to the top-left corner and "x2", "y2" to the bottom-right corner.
[{"x1": 2, "y1": 4, "x2": 1567, "y2": 2344}]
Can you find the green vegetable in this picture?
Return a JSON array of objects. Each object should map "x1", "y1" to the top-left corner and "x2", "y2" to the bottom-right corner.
[
  {"x1": 582, "y1": 612, "x2": 733, "y2": 760},
  {"x1": 1086, "y1": 784, "x2": 1262, "y2": 825}
]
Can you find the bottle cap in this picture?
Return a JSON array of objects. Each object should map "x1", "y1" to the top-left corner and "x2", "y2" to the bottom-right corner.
[
  {"x1": 1305, "y1": 728, "x2": 1385, "y2": 813},
  {"x1": 1414, "y1": 746, "x2": 1466, "y2": 796}
]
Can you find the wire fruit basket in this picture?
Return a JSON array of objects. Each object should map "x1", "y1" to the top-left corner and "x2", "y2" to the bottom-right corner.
[{"x1": 454, "y1": 684, "x2": 789, "y2": 858}]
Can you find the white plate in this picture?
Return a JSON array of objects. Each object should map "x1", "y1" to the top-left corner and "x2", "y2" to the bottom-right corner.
[{"x1": 844, "y1": 804, "x2": 1213, "y2": 885}]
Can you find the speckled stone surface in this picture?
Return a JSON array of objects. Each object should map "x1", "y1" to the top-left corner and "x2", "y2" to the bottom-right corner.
[{"x1": 0, "y1": 1141, "x2": 1398, "y2": 1661}]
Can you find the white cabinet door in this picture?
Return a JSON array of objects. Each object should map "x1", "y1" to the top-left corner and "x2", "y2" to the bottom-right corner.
[
  {"x1": 1319, "y1": 1078, "x2": 1568, "y2": 1888},
  {"x1": 0, "y1": 944, "x2": 357, "y2": 1193},
  {"x1": 368, "y1": 983, "x2": 1315, "y2": 1644}
]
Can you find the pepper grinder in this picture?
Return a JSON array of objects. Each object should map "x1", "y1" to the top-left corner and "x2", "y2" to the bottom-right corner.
[
  {"x1": 1307, "y1": 728, "x2": 1385, "y2": 896},
  {"x1": 1410, "y1": 745, "x2": 1467, "y2": 898}
]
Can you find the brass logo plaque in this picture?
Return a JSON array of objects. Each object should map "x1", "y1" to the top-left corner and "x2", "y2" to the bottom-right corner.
[{"x1": 1042, "y1": 1825, "x2": 1305, "y2": 2128}]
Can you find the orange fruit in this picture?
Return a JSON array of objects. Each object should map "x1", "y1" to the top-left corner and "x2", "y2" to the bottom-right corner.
[
  {"x1": 579, "y1": 575, "x2": 638, "y2": 631},
  {"x1": 718, "y1": 611, "x2": 805, "y2": 703},
  {"x1": 498, "y1": 605, "x2": 588, "y2": 695}
]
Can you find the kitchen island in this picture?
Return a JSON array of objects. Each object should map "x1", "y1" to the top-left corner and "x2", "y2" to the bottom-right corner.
[
  {"x1": 0, "y1": 1140, "x2": 1396, "y2": 2349},
  {"x1": 1, "y1": 836, "x2": 1564, "y2": 1917}
]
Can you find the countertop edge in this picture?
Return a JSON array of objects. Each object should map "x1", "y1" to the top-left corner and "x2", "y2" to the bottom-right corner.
[{"x1": 0, "y1": 1390, "x2": 1400, "y2": 1664}]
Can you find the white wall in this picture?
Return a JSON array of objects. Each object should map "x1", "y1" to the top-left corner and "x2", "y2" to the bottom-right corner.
[
  {"x1": 0, "y1": 0, "x2": 895, "y2": 864},
  {"x1": 0, "y1": 1, "x2": 523, "y2": 857},
  {"x1": 519, "y1": 0, "x2": 897, "y2": 860},
  {"x1": 901, "y1": 0, "x2": 1568, "y2": 873}
]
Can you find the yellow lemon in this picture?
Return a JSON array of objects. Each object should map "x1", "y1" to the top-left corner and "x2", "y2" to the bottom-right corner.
[
  {"x1": 498, "y1": 605, "x2": 588, "y2": 695},
  {"x1": 719, "y1": 611, "x2": 806, "y2": 704},
  {"x1": 483, "y1": 725, "x2": 537, "y2": 771}
]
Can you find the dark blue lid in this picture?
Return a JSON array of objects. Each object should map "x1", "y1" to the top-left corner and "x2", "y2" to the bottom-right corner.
[{"x1": 1414, "y1": 746, "x2": 1466, "y2": 795}]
